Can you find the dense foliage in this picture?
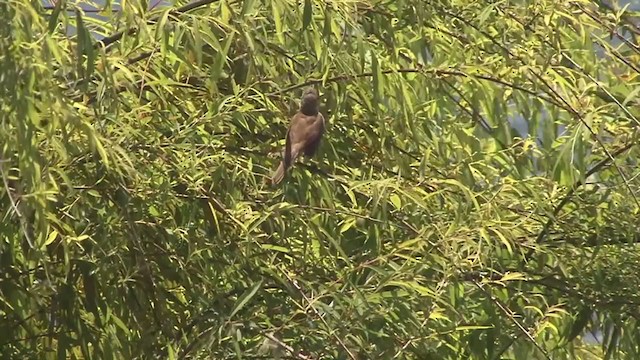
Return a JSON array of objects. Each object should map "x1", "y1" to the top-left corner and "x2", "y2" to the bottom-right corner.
[{"x1": 2, "y1": 0, "x2": 640, "y2": 358}]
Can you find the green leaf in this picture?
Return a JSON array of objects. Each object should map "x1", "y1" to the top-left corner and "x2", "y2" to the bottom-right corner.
[
  {"x1": 230, "y1": 279, "x2": 263, "y2": 318},
  {"x1": 302, "y1": 0, "x2": 313, "y2": 31},
  {"x1": 111, "y1": 314, "x2": 131, "y2": 336},
  {"x1": 272, "y1": 1, "x2": 284, "y2": 44},
  {"x1": 241, "y1": 0, "x2": 257, "y2": 16},
  {"x1": 371, "y1": 51, "x2": 383, "y2": 103},
  {"x1": 48, "y1": 0, "x2": 64, "y2": 33},
  {"x1": 340, "y1": 217, "x2": 356, "y2": 233},
  {"x1": 44, "y1": 230, "x2": 58, "y2": 246},
  {"x1": 389, "y1": 193, "x2": 401, "y2": 210}
]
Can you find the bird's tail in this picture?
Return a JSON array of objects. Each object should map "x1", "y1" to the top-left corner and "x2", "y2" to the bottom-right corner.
[{"x1": 271, "y1": 161, "x2": 287, "y2": 185}]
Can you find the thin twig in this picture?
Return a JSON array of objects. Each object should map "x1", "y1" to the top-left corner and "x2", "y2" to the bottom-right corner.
[
  {"x1": 534, "y1": 141, "x2": 636, "y2": 245},
  {"x1": 0, "y1": 160, "x2": 21, "y2": 217},
  {"x1": 95, "y1": 0, "x2": 221, "y2": 50},
  {"x1": 472, "y1": 280, "x2": 552, "y2": 360},
  {"x1": 269, "y1": 68, "x2": 570, "y2": 113},
  {"x1": 281, "y1": 270, "x2": 358, "y2": 360},
  {"x1": 263, "y1": 332, "x2": 316, "y2": 360},
  {"x1": 0, "y1": 159, "x2": 34, "y2": 248}
]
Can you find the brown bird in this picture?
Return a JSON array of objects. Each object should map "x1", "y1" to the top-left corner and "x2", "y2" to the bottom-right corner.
[{"x1": 271, "y1": 87, "x2": 325, "y2": 184}]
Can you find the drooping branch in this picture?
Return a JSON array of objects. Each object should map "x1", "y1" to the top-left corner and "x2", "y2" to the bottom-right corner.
[
  {"x1": 95, "y1": 0, "x2": 221, "y2": 50},
  {"x1": 534, "y1": 141, "x2": 637, "y2": 245}
]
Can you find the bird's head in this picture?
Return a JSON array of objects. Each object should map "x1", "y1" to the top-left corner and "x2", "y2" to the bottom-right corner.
[{"x1": 300, "y1": 87, "x2": 320, "y2": 115}]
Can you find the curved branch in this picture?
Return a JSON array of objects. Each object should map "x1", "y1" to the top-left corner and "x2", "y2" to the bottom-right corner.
[
  {"x1": 270, "y1": 67, "x2": 569, "y2": 114},
  {"x1": 534, "y1": 140, "x2": 637, "y2": 245},
  {"x1": 95, "y1": 0, "x2": 221, "y2": 50}
]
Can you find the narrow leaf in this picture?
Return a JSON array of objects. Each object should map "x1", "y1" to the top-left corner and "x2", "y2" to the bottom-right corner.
[
  {"x1": 230, "y1": 279, "x2": 263, "y2": 318},
  {"x1": 302, "y1": 0, "x2": 313, "y2": 31}
]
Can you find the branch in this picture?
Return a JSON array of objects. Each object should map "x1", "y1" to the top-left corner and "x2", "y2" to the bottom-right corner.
[
  {"x1": 553, "y1": 228, "x2": 640, "y2": 247},
  {"x1": 281, "y1": 270, "x2": 358, "y2": 360},
  {"x1": 269, "y1": 67, "x2": 570, "y2": 113},
  {"x1": 533, "y1": 123, "x2": 638, "y2": 246},
  {"x1": 262, "y1": 332, "x2": 316, "y2": 360},
  {"x1": 472, "y1": 280, "x2": 551, "y2": 360},
  {"x1": 590, "y1": 0, "x2": 640, "y2": 36},
  {"x1": 0, "y1": 159, "x2": 34, "y2": 248},
  {"x1": 95, "y1": 0, "x2": 221, "y2": 50}
]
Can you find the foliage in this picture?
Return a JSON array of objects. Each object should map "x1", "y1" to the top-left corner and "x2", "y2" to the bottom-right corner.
[{"x1": 2, "y1": 0, "x2": 640, "y2": 358}]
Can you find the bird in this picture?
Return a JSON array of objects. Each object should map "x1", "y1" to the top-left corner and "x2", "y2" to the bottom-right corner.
[{"x1": 271, "y1": 87, "x2": 325, "y2": 185}]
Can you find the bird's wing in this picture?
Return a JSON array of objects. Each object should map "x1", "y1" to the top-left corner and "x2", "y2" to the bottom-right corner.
[
  {"x1": 284, "y1": 114, "x2": 307, "y2": 165},
  {"x1": 318, "y1": 113, "x2": 325, "y2": 133},
  {"x1": 283, "y1": 127, "x2": 300, "y2": 167}
]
